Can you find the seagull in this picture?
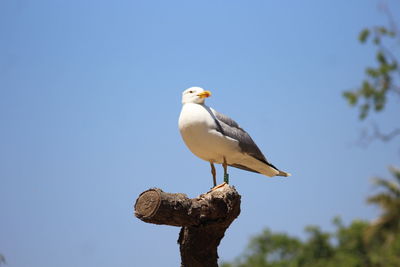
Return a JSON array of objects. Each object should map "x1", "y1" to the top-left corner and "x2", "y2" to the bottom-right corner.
[{"x1": 178, "y1": 87, "x2": 291, "y2": 188}]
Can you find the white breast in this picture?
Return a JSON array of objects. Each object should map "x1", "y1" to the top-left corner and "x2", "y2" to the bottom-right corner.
[{"x1": 178, "y1": 103, "x2": 240, "y2": 164}]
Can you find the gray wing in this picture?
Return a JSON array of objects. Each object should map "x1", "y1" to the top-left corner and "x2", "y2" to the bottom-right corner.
[{"x1": 210, "y1": 108, "x2": 279, "y2": 172}]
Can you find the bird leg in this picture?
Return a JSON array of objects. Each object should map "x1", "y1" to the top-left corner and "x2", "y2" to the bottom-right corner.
[
  {"x1": 210, "y1": 162, "x2": 216, "y2": 187},
  {"x1": 223, "y1": 157, "x2": 229, "y2": 184},
  {"x1": 211, "y1": 157, "x2": 229, "y2": 191}
]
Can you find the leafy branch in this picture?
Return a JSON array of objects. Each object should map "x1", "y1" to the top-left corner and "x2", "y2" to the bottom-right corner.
[
  {"x1": 344, "y1": 24, "x2": 399, "y2": 120},
  {"x1": 343, "y1": 6, "x2": 400, "y2": 145}
]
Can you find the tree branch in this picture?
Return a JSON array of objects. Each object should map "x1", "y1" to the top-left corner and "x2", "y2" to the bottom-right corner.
[
  {"x1": 356, "y1": 123, "x2": 400, "y2": 148},
  {"x1": 134, "y1": 184, "x2": 241, "y2": 267}
]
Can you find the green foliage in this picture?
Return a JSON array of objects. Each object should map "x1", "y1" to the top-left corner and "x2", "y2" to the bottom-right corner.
[
  {"x1": 358, "y1": 29, "x2": 370, "y2": 43},
  {"x1": 333, "y1": 218, "x2": 371, "y2": 266},
  {"x1": 222, "y1": 168, "x2": 400, "y2": 267},
  {"x1": 365, "y1": 167, "x2": 400, "y2": 246},
  {"x1": 295, "y1": 226, "x2": 336, "y2": 267},
  {"x1": 343, "y1": 25, "x2": 398, "y2": 120},
  {"x1": 223, "y1": 229, "x2": 302, "y2": 267},
  {"x1": 222, "y1": 218, "x2": 400, "y2": 267}
]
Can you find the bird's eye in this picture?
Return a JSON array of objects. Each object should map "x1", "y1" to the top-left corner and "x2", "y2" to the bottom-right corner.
[{"x1": 189, "y1": 90, "x2": 193, "y2": 93}]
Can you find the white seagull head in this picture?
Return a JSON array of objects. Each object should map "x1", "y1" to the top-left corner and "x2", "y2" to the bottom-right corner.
[{"x1": 181, "y1": 87, "x2": 212, "y2": 105}]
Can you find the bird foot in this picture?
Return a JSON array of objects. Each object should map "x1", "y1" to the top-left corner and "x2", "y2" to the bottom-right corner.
[{"x1": 211, "y1": 182, "x2": 227, "y2": 191}]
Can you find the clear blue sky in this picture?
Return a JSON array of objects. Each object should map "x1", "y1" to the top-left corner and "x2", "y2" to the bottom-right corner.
[{"x1": 1, "y1": 0, "x2": 399, "y2": 266}]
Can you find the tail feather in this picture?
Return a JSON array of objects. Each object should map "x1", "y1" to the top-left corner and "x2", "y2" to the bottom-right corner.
[{"x1": 277, "y1": 170, "x2": 291, "y2": 177}]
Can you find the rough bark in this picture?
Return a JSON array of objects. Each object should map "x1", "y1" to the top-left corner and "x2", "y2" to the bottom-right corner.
[{"x1": 134, "y1": 184, "x2": 241, "y2": 267}]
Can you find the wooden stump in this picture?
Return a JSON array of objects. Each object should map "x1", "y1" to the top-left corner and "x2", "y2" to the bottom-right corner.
[{"x1": 134, "y1": 184, "x2": 241, "y2": 267}]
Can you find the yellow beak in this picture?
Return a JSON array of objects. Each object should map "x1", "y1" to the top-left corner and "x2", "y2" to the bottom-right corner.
[{"x1": 197, "y1": 90, "x2": 212, "y2": 98}]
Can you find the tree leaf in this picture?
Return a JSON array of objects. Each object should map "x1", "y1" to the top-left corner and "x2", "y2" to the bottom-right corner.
[
  {"x1": 366, "y1": 67, "x2": 379, "y2": 78},
  {"x1": 343, "y1": 91, "x2": 358, "y2": 105},
  {"x1": 377, "y1": 51, "x2": 387, "y2": 64},
  {"x1": 359, "y1": 28, "x2": 370, "y2": 43}
]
